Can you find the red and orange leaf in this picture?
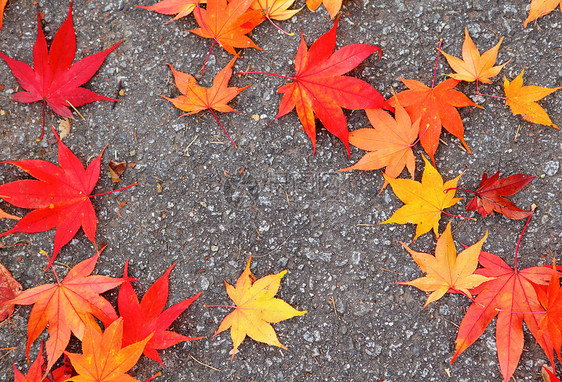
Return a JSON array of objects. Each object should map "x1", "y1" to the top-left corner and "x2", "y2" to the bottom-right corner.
[
  {"x1": 340, "y1": 99, "x2": 418, "y2": 191},
  {"x1": 65, "y1": 318, "x2": 151, "y2": 382},
  {"x1": 0, "y1": 262, "x2": 21, "y2": 322},
  {"x1": 13, "y1": 341, "x2": 72, "y2": 382},
  {"x1": 543, "y1": 365, "x2": 562, "y2": 382},
  {"x1": 465, "y1": 171, "x2": 535, "y2": 219},
  {"x1": 389, "y1": 78, "x2": 481, "y2": 165},
  {"x1": 524, "y1": 0, "x2": 562, "y2": 27},
  {"x1": 452, "y1": 250, "x2": 554, "y2": 381},
  {"x1": 440, "y1": 28, "x2": 508, "y2": 84},
  {"x1": 118, "y1": 261, "x2": 203, "y2": 366},
  {"x1": 305, "y1": 0, "x2": 341, "y2": 19},
  {"x1": 0, "y1": 128, "x2": 102, "y2": 267},
  {"x1": 213, "y1": 256, "x2": 306, "y2": 358},
  {"x1": 191, "y1": 0, "x2": 264, "y2": 57},
  {"x1": 4, "y1": 253, "x2": 124, "y2": 373},
  {"x1": 0, "y1": 3, "x2": 121, "y2": 138},
  {"x1": 537, "y1": 259, "x2": 562, "y2": 363},
  {"x1": 137, "y1": 0, "x2": 207, "y2": 23},
  {"x1": 270, "y1": 19, "x2": 389, "y2": 155},
  {"x1": 504, "y1": 69, "x2": 561, "y2": 129},
  {"x1": 398, "y1": 222, "x2": 490, "y2": 307}
]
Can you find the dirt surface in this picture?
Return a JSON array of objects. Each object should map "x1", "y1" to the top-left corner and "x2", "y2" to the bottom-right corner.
[{"x1": 0, "y1": 0, "x2": 561, "y2": 381}]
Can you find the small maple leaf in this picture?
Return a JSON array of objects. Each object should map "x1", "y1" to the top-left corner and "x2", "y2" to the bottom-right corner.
[
  {"x1": 305, "y1": 0, "x2": 342, "y2": 19},
  {"x1": 247, "y1": 19, "x2": 389, "y2": 156},
  {"x1": 340, "y1": 99, "x2": 419, "y2": 192},
  {"x1": 137, "y1": 0, "x2": 207, "y2": 23},
  {"x1": 0, "y1": 3, "x2": 121, "y2": 139},
  {"x1": 389, "y1": 78, "x2": 481, "y2": 165},
  {"x1": 440, "y1": 28, "x2": 509, "y2": 84},
  {"x1": 162, "y1": 57, "x2": 250, "y2": 146},
  {"x1": 65, "y1": 318, "x2": 151, "y2": 382},
  {"x1": 463, "y1": 171, "x2": 535, "y2": 219},
  {"x1": 118, "y1": 261, "x2": 203, "y2": 366},
  {"x1": 452, "y1": 237, "x2": 555, "y2": 381},
  {"x1": 250, "y1": 0, "x2": 302, "y2": 20},
  {"x1": 13, "y1": 340, "x2": 72, "y2": 382},
  {"x1": 191, "y1": 0, "x2": 264, "y2": 58},
  {"x1": 504, "y1": 69, "x2": 561, "y2": 129},
  {"x1": 0, "y1": 262, "x2": 22, "y2": 322},
  {"x1": 4, "y1": 253, "x2": 124, "y2": 372},
  {"x1": 212, "y1": 256, "x2": 306, "y2": 358},
  {"x1": 524, "y1": 0, "x2": 562, "y2": 27},
  {"x1": 536, "y1": 259, "x2": 562, "y2": 363},
  {"x1": 399, "y1": 222, "x2": 490, "y2": 307},
  {"x1": 380, "y1": 155, "x2": 462, "y2": 241},
  {"x1": 0, "y1": 128, "x2": 105, "y2": 267}
]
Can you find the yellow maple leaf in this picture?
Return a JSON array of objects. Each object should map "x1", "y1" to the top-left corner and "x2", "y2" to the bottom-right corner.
[
  {"x1": 504, "y1": 69, "x2": 561, "y2": 129},
  {"x1": 380, "y1": 155, "x2": 462, "y2": 241},
  {"x1": 306, "y1": 0, "x2": 341, "y2": 19},
  {"x1": 250, "y1": 0, "x2": 302, "y2": 21},
  {"x1": 440, "y1": 28, "x2": 509, "y2": 84},
  {"x1": 524, "y1": 0, "x2": 562, "y2": 27},
  {"x1": 398, "y1": 222, "x2": 491, "y2": 307},
  {"x1": 212, "y1": 256, "x2": 306, "y2": 358}
]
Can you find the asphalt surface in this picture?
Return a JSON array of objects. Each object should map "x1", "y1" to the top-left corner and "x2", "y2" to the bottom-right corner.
[{"x1": 0, "y1": 0, "x2": 561, "y2": 381}]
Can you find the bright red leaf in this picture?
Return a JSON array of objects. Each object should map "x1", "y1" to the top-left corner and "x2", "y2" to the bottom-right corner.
[
  {"x1": 0, "y1": 3, "x2": 121, "y2": 138},
  {"x1": 0, "y1": 262, "x2": 21, "y2": 322},
  {"x1": 13, "y1": 340, "x2": 72, "y2": 382},
  {"x1": 537, "y1": 259, "x2": 562, "y2": 363},
  {"x1": 118, "y1": 261, "x2": 203, "y2": 366}
]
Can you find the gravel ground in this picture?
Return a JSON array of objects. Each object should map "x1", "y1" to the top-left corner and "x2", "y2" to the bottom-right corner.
[{"x1": 0, "y1": 0, "x2": 561, "y2": 381}]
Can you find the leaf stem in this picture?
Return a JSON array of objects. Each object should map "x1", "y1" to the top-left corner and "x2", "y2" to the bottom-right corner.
[
  {"x1": 494, "y1": 307, "x2": 545, "y2": 315},
  {"x1": 196, "y1": 2, "x2": 221, "y2": 74},
  {"x1": 37, "y1": 100, "x2": 46, "y2": 142},
  {"x1": 431, "y1": 39, "x2": 443, "y2": 89},
  {"x1": 475, "y1": 80, "x2": 506, "y2": 100},
  {"x1": 444, "y1": 187, "x2": 478, "y2": 196},
  {"x1": 238, "y1": 71, "x2": 295, "y2": 81},
  {"x1": 43, "y1": 250, "x2": 61, "y2": 284},
  {"x1": 89, "y1": 182, "x2": 137, "y2": 198},
  {"x1": 441, "y1": 210, "x2": 477, "y2": 221},
  {"x1": 450, "y1": 287, "x2": 484, "y2": 308},
  {"x1": 143, "y1": 371, "x2": 162, "y2": 382},
  {"x1": 201, "y1": 40, "x2": 216, "y2": 75},
  {"x1": 208, "y1": 108, "x2": 237, "y2": 148},
  {"x1": 266, "y1": 16, "x2": 294, "y2": 36},
  {"x1": 514, "y1": 205, "x2": 535, "y2": 270}
]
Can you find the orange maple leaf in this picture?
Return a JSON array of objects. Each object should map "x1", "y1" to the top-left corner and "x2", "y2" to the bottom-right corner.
[
  {"x1": 191, "y1": 0, "x2": 264, "y2": 57},
  {"x1": 537, "y1": 259, "x2": 562, "y2": 363},
  {"x1": 398, "y1": 222, "x2": 490, "y2": 307},
  {"x1": 212, "y1": 256, "x2": 306, "y2": 358},
  {"x1": 305, "y1": 0, "x2": 341, "y2": 19},
  {"x1": 524, "y1": 0, "x2": 562, "y2": 27},
  {"x1": 389, "y1": 78, "x2": 481, "y2": 165},
  {"x1": 380, "y1": 155, "x2": 462, "y2": 241},
  {"x1": 162, "y1": 57, "x2": 250, "y2": 145},
  {"x1": 65, "y1": 318, "x2": 151, "y2": 382},
  {"x1": 0, "y1": 0, "x2": 8, "y2": 30},
  {"x1": 504, "y1": 69, "x2": 561, "y2": 129},
  {"x1": 440, "y1": 28, "x2": 509, "y2": 84},
  {"x1": 340, "y1": 99, "x2": 419, "y2": 192},
  {"x1": 5, "y1": 253, "x2": 124, "y2": 372},
  {"x1": 137, "y1": 0, "x2": 207, "y2": 23}
]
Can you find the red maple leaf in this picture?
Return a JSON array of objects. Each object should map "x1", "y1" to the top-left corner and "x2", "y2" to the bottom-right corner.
[
  {"x1": 0, "y1": 3, "x2": 121, "y2": 139},
  {"x1": 118, "y1": 261, "x2": 203, "y2": 365},
  {"x1": 536, "y1": 259, "x2": 562, "y2": 364},
  {"x1": 13, "y1": 340, "x2": 72, "y2": 382},
  {"x1": 240, "y1": 19, "x2": 389, "y2": 155},
  {"x1": 0, "y1": 127, "x2": 134, "y2": 267},
  {"x1": 462, "y1": 171, "x2": 535, "y2": 219},
  {"x1": 4, "y1": 253, "x2": 124, "y2": 373}
]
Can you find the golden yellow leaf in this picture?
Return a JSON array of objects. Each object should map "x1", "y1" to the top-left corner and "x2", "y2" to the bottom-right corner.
[
  {"x1": 212, "y1": 256, "x2": 306, "y2": 358},
  {"x1": 250, "y1": 0, "x2": 302, "y2": 21},
  {"x1": 524, "y1": 0, "x2": 562, "y2": 28},
  {"x1": 504, "y1": 69, "x2": 561, "y2": 129},
  {"x1": 398, "y1": 222, "x2": 491, "y2": 307},
  {"x1": 305, "y1": 0, "x2": 341, "y2": 19},
  {"x1": 440, "y1": 28, "x2": 509, "y2": 84},
  {"x1": 380, "y1": 155, "x2": 462, "y2": 241}
]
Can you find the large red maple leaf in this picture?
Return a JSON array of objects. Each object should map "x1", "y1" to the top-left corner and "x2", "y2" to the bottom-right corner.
[
  {"x1": 241, "y1": 19, "x2": 389, "y2": 155},
  {"x1": 118, "y1": 261, "x2": 203, "y2": 365},
  {"x1": 0, "y1": 3, "x2": 121, "y2": 138}
]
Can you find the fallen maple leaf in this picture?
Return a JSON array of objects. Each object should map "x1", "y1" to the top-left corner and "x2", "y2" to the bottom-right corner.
[
  {"x1": 4, "y1": 253, "x2": 124, "y2": 372},
  {"x1": 340, "y1": 99, "x2": 419, "y2": 192},
  {"x1": 524, "y1": 0, "x2": 562, "y2": 27},
  {"x1": 250, "y1": 0, "x2": 301, "y2": 35},
  {"x1": 137, "y1": 0, "x2": 207, "y2": 23},
  {"x1": 440, "y1": 28, "x2": 509, "y2": 84},
  {"x1": 211, "y1": 256, "x2": 306, "y2": 358},
  {"x1": 305, "y1": 0, "x2": 341, "y2": 19},
  {"x1": 452, "y1": 213, "x2": 556, "y2": 381},
  {"x1": 0, "y1": 262, "x2": 21, "y2": 322},
  {"x1": 0, "y1": 3, "x2": 121, "y2": 139},
  {"x1": 459, "y1": 171, "x2": 535, "y2": 219},
  {"x1": 389, "y1": 78, "x2": 481, "y2": 165},
  {"x1": 162, "y1": 57, "x2": 250, "y2": 146},
  {"x1": 398, "y1": 222, "x2": 490, "y2": 307},
  {"x1": 0, "y1": 206, "x2": 20, "y2": 220},
  {"x1": 380, "y1": 155, "x2": 463, "y2": 241},
  {"x1": 13, "y1": 340, "x2": 72, "y2": 382},
  {"x1": 118, "y1": 261, "x2": 203, "y2": 366},
  {"x1": 536, "y1": 259, "x2": 562, "y2": 363},
  {"x1": 241, "y1": 19, "x2": 389, "y2": 155},
  {"x1": 0, "y1": 0, "x2": 8, "y2": 30},
  {"x1": 191, "y1": 0, "x2": 264, "y2": 59},
  {"x1": 504, "y1": 69, "x2": 561, "y2": 129},
  {"x1": 65, "y1": 318, "x2": 151, "y2": 382}
]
